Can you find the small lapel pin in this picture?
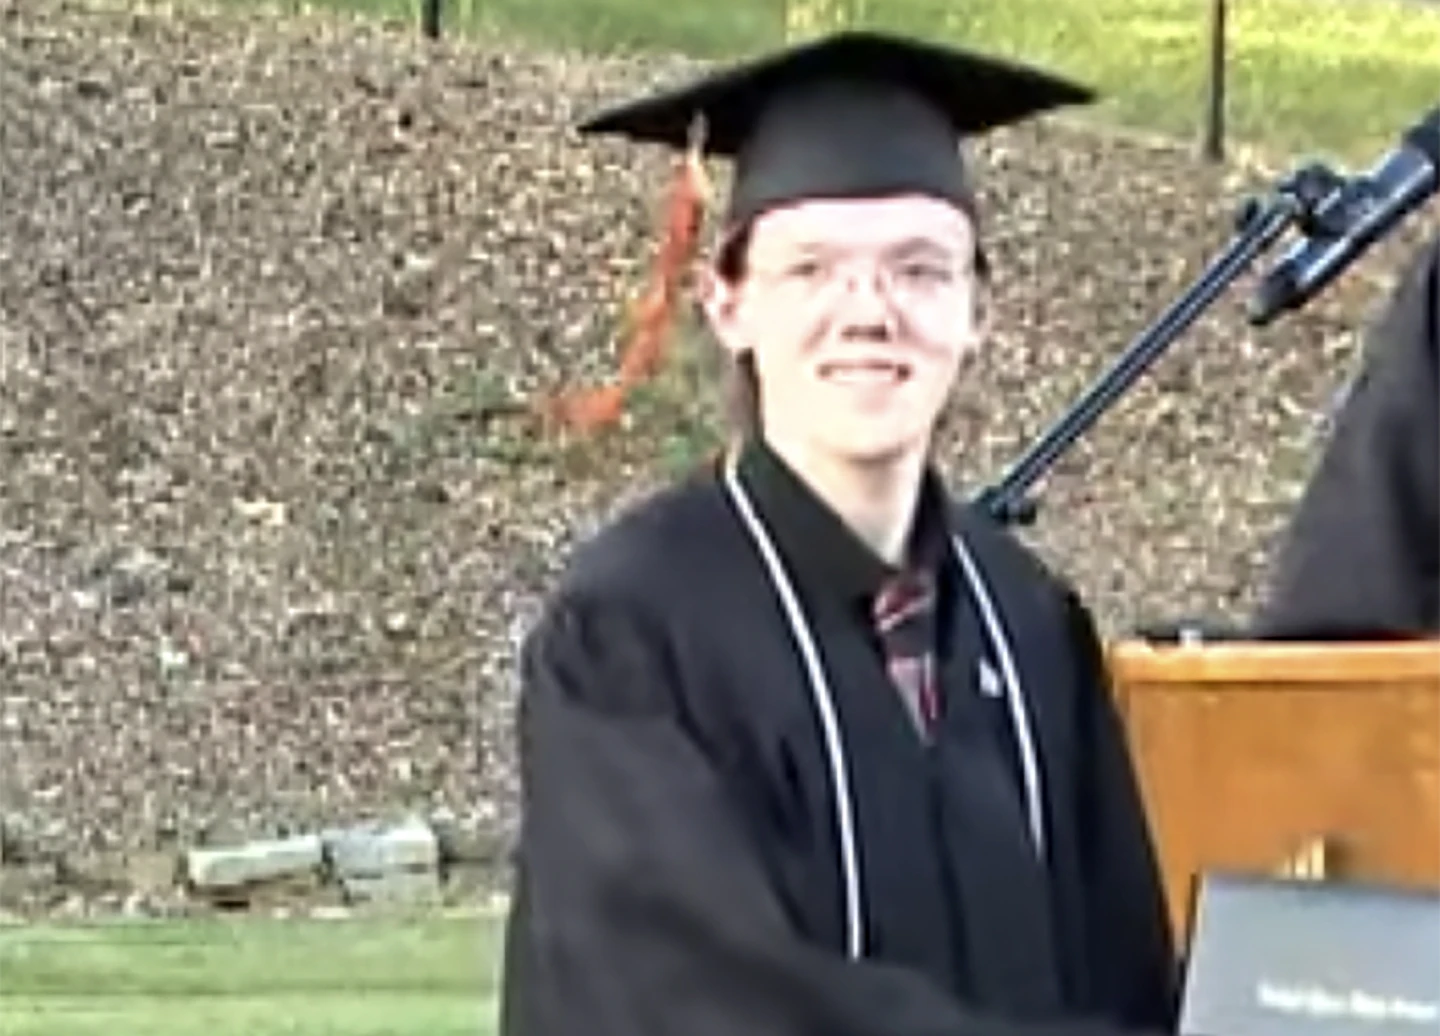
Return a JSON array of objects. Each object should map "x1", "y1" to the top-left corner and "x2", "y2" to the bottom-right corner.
[{"x1": 977, "y1": 659, "x2": 1003, "y2": 698}]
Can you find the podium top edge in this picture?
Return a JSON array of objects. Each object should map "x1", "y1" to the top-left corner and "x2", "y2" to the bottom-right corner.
[{"x1": 1106, "y1": 638, "x2": 1440, "y2": 685}]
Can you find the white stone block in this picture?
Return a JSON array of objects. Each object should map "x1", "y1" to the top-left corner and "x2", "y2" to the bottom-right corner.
[
  {"x1": 322, "y1": 817, "x2": 438, "y2": 877},
  {"x1": 186, "y1": 834, "x2": 324, "y2": 890}
]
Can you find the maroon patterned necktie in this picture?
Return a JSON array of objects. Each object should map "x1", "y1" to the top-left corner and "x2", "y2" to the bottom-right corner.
[{"x1": 872, "y1": 570, "x2": 941, "y2": 735}]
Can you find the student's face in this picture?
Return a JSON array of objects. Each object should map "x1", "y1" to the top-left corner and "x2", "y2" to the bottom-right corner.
[{"x1": 702, "y1": 194, "x2": 987, "y2": 466}]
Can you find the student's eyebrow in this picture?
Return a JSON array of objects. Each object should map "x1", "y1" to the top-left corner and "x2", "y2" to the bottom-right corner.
[
  {"x1": 885, "y1": 236, "x2": 968, "y2": 258},
  {"x1": 769, "y1": 238, "x2": 961, "y2": 259}
]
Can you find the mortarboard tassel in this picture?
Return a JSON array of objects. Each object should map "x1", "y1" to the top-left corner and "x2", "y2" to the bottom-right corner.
[{"x1": 535, "y1": 118, "x2": 711, "y2": 434}]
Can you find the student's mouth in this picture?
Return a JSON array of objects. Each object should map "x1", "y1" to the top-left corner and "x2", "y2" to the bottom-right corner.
[{"x1": 817, "y1": 359, "x2": 913, "y2": 385}]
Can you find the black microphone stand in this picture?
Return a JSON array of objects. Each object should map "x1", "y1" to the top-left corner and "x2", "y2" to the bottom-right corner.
[{"x1": 973, "y1": 162, "x2": 1350, "y2": 526}]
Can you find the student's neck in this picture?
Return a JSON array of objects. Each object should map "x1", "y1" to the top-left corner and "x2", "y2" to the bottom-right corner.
[{"x1": 765, "y1": 432, "x2": 927, "y2": 567}]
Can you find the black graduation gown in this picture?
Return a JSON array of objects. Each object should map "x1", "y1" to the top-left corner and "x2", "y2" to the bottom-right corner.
[
  {"x1": 1255, "y1": 232, "x2": 1440, "y2": 640},
  {"x1": 500, "y1": 443, "x2": 1178, "y2": 1036}
]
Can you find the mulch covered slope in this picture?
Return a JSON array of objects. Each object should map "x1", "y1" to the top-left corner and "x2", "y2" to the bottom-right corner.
[{"x1": 1, "y1": 0, "x2": 1434, "y2": 873}]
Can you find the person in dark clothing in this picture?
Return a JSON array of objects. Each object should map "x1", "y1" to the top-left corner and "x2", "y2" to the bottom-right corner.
[
  {"x1": 501, "y1": 30, "x2": 1180, "y2": 1036},
  {"x1": 1255, "y1": 231, "x2": 1440, "y2": 640}
]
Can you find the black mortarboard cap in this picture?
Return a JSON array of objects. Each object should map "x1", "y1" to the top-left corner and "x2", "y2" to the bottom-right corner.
[{"x1": 577, "y1": 30, "x2": 1096, "y2": 231}]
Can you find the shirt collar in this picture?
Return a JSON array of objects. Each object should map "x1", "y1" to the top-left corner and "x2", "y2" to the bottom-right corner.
[{"x1": 733, "y1": 436, "x2": 954, "y2": 615}]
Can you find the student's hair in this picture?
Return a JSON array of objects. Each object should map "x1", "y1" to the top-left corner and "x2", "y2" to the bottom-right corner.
[{"x1": 714, "y1": 224, "x2": 762, "y2": 438}]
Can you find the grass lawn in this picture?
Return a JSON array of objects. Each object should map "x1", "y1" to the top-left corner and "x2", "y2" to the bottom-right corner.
[
  {"x1": 0, "y1": 912, "x2": 504, "y2": 1036},
  {"x1": 210, "y1": 0, "x2": 1440, "y2": 163}
]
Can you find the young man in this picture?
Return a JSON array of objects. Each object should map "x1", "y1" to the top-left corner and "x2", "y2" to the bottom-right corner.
[
  {"x1": 501, "y1": 31, "x2": 1179, "y2": 1036},
  {"x1": 1255, "y1": 230, "x2": 1439, "y2": 640}
]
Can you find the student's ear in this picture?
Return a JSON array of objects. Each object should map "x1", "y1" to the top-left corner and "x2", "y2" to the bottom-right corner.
[{"x1": 697, "y1": 264, "x2": 748, "y2": 359}]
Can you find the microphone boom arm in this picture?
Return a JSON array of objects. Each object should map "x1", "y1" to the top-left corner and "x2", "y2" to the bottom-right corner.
[
  {"x1": 976, "y1": 106, "x2": 1440, "y2": 527},
  {"x1": 972, "y1": 165, "x2": 1342, "y2": 526}
]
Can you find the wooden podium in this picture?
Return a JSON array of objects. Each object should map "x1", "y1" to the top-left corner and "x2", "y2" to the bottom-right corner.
[{"x1": 1106, "y1": 639, "x2": 1440, "y2": 942}]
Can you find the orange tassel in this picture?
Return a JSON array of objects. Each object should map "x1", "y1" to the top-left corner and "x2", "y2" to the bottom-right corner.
[{"x1": 537, "y1": 119, "x2": 711, "y2": 434}]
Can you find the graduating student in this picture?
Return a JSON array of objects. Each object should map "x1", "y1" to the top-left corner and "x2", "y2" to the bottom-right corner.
[
  {"x1": 501, "y1": 31, "x2": 1179, "y2": 1036},
  {"x1": 1255, "y1": 231, "x2": 1440, "y2": 640}
]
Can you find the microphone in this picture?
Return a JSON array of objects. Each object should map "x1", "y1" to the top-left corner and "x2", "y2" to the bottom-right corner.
[{"x1": 1250, "y1": 107, "x2": 1440, "y2": 326}]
